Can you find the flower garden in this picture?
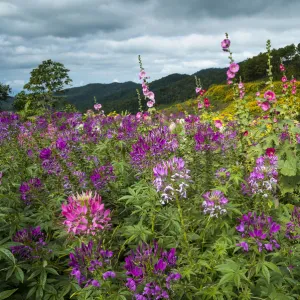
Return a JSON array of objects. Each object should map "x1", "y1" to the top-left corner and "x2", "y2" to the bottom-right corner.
[{"x1": 0, "y1": 34, "x2": 299, "y2": 299}]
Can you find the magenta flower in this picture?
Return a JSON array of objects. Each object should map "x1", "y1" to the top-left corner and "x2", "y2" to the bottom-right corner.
[
  {"x1": 229, "y1": 62, "x2": 239, "y2": 73},
  {"x1": 226, "y1": 69, "x2": 235, "y2": 79},
  {"x1": 61, "y1": 191, "x2": 111, "y2": 236},
  {"x1": 94, "y1": 103, "x2": 102, "y2": 111},
  {"x1": 258, "y1": 101, "x2": 271, "y2": 111},
  {"x1": 147, "y1": 100, "x2": 154, "y2": 108},
  {"x1": 264, "y1": 90, "x2": 276, "y2": 102},
  {"x1": 214, "y1": 120, "x2": 223, "y2": 129},
  {"x1": 221, "y1": 39, "x2": 230, "y2": 51},
  {"x1": 139, "y1": 70, "x2": 147, "y2": 79},
  {"x1": 39, "y1": 148, "x2": 52, "y2": 160}
]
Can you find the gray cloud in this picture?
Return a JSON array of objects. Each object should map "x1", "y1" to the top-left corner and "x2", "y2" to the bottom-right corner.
[{"x1": 0, "y1": 0, "x2": 300, "y2": 94}]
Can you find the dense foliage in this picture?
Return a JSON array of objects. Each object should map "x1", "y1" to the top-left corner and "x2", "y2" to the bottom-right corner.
[{"x1": 0, "y1": 35, "x2": 300, "y2": 300}]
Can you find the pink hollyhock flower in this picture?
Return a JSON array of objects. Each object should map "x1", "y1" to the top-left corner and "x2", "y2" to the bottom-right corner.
[
  {"x1": 238, "y1": 82, "x2": 244, "y2": 89},
  {"x1": 227, "y1": 80, "x2": 233, "y2": 85},
  {"x1": 264, "y1": 90, "x2": 276, "y2": 102},
  {"x1": 195, "y1": 87, "x2": 202, "y2": 94},
  {"x1": 281, "y1": 76, "x2": 287, "y2": 83},
  {"x1": 199, "y1": 89, "x2": 206, "y2": 96},
  {"x1": 139, "y1": 70, "x2": 147, "y2": 80},
  {"x1": 258, "y1": 101, "x2": 270, "y2": 111},
  {"x1": 145, "y1": 91, "x2": 155, "y2": 102},
  {"x1": 292, "y1": 89, "x2": 297, "y2": 95},
  {"x1": 147, "y1": 100, "x2": 154, "y2": 108},
  {"x1": 279, "y1": 64, "x2": 285, "y2": 72},
  {"x1": 94, "y1": 103, "x2": 102, "y2": 111},
  {"x1": 214, "y1": 120, "x2": 223, "y2": 129},
  {"x1": 229, "y1": 63, "x2": 239, "y2": 73},
  {"x1": 204, "y1": 98, "x2": 210, "y2": 108},
  {"x1": 136, "y1": 112, "x2": 142, "y2": 119},
  {"x1": 226, "y1": 69, "x2": 235, "y2": 79},
  {"x1": 198, "y1": 102, "x2": 203, "y2": 109},
  {"x1": 266, "y1": 148, "x2": 275, "y2": 157},
  {"x1": 256, "y1": 92, "x2": 260, "y2": 97},
  {"x1": 61, "y1": 191, "x2": 111, "y2": 236},
  {"x1": 221, "y1": 39, "x2": 230, "y2": 51}
]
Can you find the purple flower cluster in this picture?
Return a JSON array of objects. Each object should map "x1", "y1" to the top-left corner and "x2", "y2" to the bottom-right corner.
[
  {"x1": 236, "y1": 212, "x2": 280, "y2": 252},
  {"x1": 153, "y1": 157, "x2": 192, "y2": 204},
  {"x1": 194, "y1": 123, "x2": 236, "y2": 152},
  {"x1": 90, "y1": 163, "x2": 116, "y2": 190},
  {"x1": 215, "y1": 168, "x2": 231, "y2": 184},
  {"x1": 19, "y1": 178, "x2": 43, "y2": 205},
  {"x1": 11, "y1": 226, "x2": 50, "y2": 260},
  {"x1": 69, "y1": 240, "x2": 115, "y2": 288},
  {"x1": 130, "y1": 126, "x2": 178, "y2": 170},
  {"x1": 242, "y1": 155, "x2": 278, "y2": 197},
  {"x1": 202, "y1": 190, "x2": 228, "y2": 218},
  {"x1": 125, "y1": 242, "x2": 181, "y2": 299},
  {"x1": 0, "y1": 112, "x2": 20, "y2": 143},
  {"x1": 285, "y1": 206, "x2": 300, "y2": 240}
]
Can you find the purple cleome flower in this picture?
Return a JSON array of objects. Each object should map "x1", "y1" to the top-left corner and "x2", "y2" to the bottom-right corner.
[
  {"x1": 236, "y1": 212, "x2": 280, "y2": 252},
  {"x1": 202, "y1": 190, "x2": 228, "y2": 218},
  {"x1": 285, "y1": 206, "x2": 300, "y2": 240},
  {"x1": 124, "y1": 242, "x2": 181, "y2": 299},
  {"x1": 242, "y1": 154, "x2": 278, "y2": 197},
  {"x1": 11, "y1": 226, "x2": 50, "y2": 260},
  {"x1": 39, "y1": 148, "x2": 52, "y2": 160},
  {"x1": 130, "y1": 126, "x2": 178, "y2": 171},
  {"x1": 19, "y1": 178, "x2": 43, "y2": 205},
  {"x1": 69, "y1": 240, "x2": 115, "y2": 288},
  {"x1": 153, "y1": 157, "x2": 192, "y2": 204}
]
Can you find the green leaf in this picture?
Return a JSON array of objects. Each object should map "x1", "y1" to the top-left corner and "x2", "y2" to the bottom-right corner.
[
  {"x1": 219, "y1": 273, "x2": 234, "y2": 286},
  {"x1": 26, "y1": 286, "x2": 37, "y2": 300},
  {"x1": 15, "y1": 266, "x2": 24, "y2": 283},
  {"x1": 264, "y1": 261, "x2": 281, "y2": 274},
  {"x1": 0, "y1": 289, "x2": 18, "y2": 300},
  {"x1": 261, "y1": 265, "x2": 270, "y2": 283},
  {"x1": 0, "y1": 248, "x2": 15, "y2": 263}
]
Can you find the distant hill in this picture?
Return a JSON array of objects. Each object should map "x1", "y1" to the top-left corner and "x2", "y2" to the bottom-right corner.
[
  {"x1": 6, "y1": 42, "x2": 300, "y2": 114},
  {"x1": 60, "y1": 42, "x2": 300, "y2": 114}
]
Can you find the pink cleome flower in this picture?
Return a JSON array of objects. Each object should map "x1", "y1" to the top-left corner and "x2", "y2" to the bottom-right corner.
[{"x1": 61, "y1": 191, "x2": 111, "y2": 236}]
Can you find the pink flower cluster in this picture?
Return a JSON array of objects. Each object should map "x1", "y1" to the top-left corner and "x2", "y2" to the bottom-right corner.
[
  {"x1": 238, "y1": 81, "x2": 245, "y2": 99},
  {"x1": 139, "y1": 70, "x2": 155, "y2": 108},
  {"x1": 257, "y1": 90, "x2": 276, "y2": 111},
  {"x1": 280, "y1": 62, "x2": 297, "y2": 95},
  {"x1": 226, "y1": 62, "x2": 239, "y2": 83},
  {"x1": 61, "y1": 191, "x2": 111, "y2": 235}
]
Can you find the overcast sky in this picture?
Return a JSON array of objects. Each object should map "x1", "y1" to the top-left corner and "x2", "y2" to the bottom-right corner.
[{"x1": 1, "y1": 0, "x2": 300, "y2": 94}]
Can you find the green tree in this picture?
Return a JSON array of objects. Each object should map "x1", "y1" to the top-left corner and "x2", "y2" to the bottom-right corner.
[
  {"x1": 0, "y1": 82, "x2": 12, "y2": 109},
  {"x1": 23, "y1": 59, "x2": 72, "y2": 110}
]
